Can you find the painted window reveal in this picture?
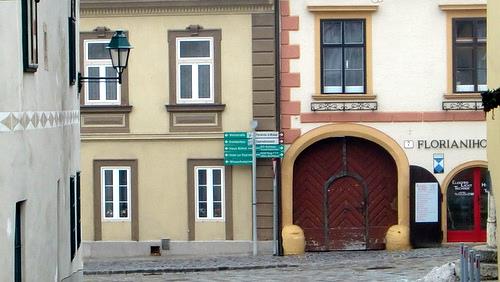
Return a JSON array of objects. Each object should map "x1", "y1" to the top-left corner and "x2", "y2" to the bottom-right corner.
[
  {"x1": 101, "y1": 167, "x2": 131, "y2": 220},
  {"x1": 321, "y1": 19, "x2": 366, "y2": 94},
  {"x1": 453, "y1": 18, "x2": 486, "y2": 93},
  {"x1": 84, "y1": 39, "x2": 120, "y2": 105},
  {"x1": 195, "y1": 166, "x2": 224, "y2": 220},
  {"x1": 176, "y1": 37, "x2": 214, "y2": 103},
  {"x1": 22, "y1": 0, "x2": 39, "y2": 71}
]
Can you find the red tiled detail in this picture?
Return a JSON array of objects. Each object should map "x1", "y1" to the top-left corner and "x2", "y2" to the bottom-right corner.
[
  {"x1": 391, "y1": 112, "x2": 423, "y2": 122},
  {"x1": 282, "y1": 16, "x2": 299, "y2": 31},
  {"x1": 281, "y1": 30, "x2": 289, "y2": 45},
  {"x1": 281, "y1": 72, "x2": 300, "y2": 87},
  {"x1": 281, "y1": 59, "x2": 290, "y2": 73},
  {"x1": 281, "y1": 101, "x2": 301, "y2": 115},
  {"x1": 283, "y1": 129, "x2": 301, "y2": 144},
  {"x1": 281, "y1": 45, "x2": 300, "y2": 59},
  {"x1": 281, "y1": 115, "x2": 292, "y2": 129},
  {"x1": 281, "y1": 87, "x2": 291, "y2": 101},
  {"x1": 280, "y1": 1, "x2": 290, "y2": 17},
  {"x1": 451, "y1": 112, "x2": 486, "y2": 121},
  {"x1": 301, "y1": 112, "x2": 487, "y2": 123}
]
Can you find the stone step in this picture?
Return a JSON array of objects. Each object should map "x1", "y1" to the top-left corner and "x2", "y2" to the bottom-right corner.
[
  {"x1": 455, "y1": 260, "x2": 498, "y2": 281},
  {"x1": 472, "y1": 245, "x2": 497, "y2": 263}
]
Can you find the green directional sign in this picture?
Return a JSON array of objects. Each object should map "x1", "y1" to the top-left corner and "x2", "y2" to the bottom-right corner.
[
  {"x1": 256, "y1": 144, "x2": 284, "y2": 152},
  {"x1": 256, "y1": 151, "x2": 284, "y2": 158},
  {"x1": 224, "y1": 139, "x2": 251, "y2": 146},
  {"x1": 224, "y1": 132, "x2": 251, "y2": 139},
  {"x1": 224, "y1": 145, "x2": 252, "y2": 152}
]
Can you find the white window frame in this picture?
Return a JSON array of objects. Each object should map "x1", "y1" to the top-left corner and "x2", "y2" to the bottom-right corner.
[
  {"x1": 101, "y1": 167, "x2": 131, "y2": 221},
  {"x1": 195, "y1": 166, "x2": 224, "y2": 221},
  {"x1": 176, "y1": 37, "x2": 214, "y2": 104},
  {"x1": 84, "y1": 39, "x2": 121, "y2": 105}
]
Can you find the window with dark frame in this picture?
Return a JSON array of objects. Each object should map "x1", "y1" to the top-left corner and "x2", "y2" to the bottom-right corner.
[
  {"x1": 70, "y1": 176, "x2": 76, "y2": 260},
  {"x1": 453, "y1": 18, "x2": 486, "y2": 93},
  {"x1": 15, "y1": 201, "x2": 24, "y2": 282},
  {"x1": 21, "y1": 0, "x2": 40, "y2": 72},
  {"x1": 76, "y1": 172, "x2": 81, "y2": 248},
  {"x1": 68, "y1": 0, "x2": 77, "y2": 85},
  {"x1": 321, "y1": 19, "x2": 366, "y2": 94}
]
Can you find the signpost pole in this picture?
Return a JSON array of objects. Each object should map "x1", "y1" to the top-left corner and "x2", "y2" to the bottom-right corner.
[{"x1": 251, "y1": 120, "x2": 258, "y2": 256}]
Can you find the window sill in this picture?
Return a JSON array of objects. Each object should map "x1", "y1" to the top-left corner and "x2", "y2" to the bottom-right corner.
[
  {"x1": 81, "y1": 105, "x2": 133, "y2": 113},
  {"x1": 312, "y1": 94, "x2": 377, "y2": 101},
  {"x1": 165, "y1": 104, "x2": 226, "y2": 112},
  {"x1": 443, "y1": 93, "x2": 482, "y2": 100}
]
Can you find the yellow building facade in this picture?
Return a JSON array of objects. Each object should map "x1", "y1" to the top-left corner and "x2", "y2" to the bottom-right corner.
[
  {"x1": 487, "y1": 0, "x2": 500, "y2": 256},
  {"x1": 80, "y1": 0, "x2": 277, "y2": 257}
]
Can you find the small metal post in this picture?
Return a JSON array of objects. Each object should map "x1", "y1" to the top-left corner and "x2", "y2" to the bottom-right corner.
[
  {"x1": 474, "y1": 254, "x2": 481, "y2": 282},
  {"x1": 468, "y1": 250, "x2": 475, "y2": 281},
  {"x1": 251, "y1": 120, "x2": 258, "y2": 256},
  {"x1": 460, "y1": 244, "x2": 465, "y2": 281},
  {"x1": 463, "y1": 246, "x2": 469, "y2": 281}
]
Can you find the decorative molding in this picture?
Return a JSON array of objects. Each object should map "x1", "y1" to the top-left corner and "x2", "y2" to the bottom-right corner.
[
  {"x1": 311, "y1": 102, "x2": 377, "y2": 112},
  {"x1": 80, "y1": 105, "x2": 133, "y2": 113},
  {"x1": 307, "y1": 5, "x2": 378, "y2": 12},
  {"x1": 312, "y1": 94, "x2": 377, "y2": 101},
  {"x1": 442, "y1": 101, "x2": 483, "y2": 111},
  {"x1": 165, "y1": 104, "x2": 226, "y2": 112},
  {"x1": 81, "y1": 132, "x2": 223, "y2": 141},
  {"x1": 443, "y1": 94, "x2": 482, "y2": 100},
  {"x1": 439, "y1": 4, "x2": 486, "y2": 11},
  {"x1": 0, "y1": 110, "x2": 79, "y2": 133},
  {"x1": 81, "y1": 1, "x2": 274, "y2": 17}
]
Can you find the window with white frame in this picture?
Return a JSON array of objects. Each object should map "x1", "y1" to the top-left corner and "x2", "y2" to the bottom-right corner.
[
  {"x1": 101, "y1": 167, "x2": 130, "y2": 220},
  {"x1": 84, "y1": 39, "x2": 120, "y2": 105},
  {"x1": 195, "y1": 167, "x2": 224, "y2": 220},
  {"x1": 176, "y1": 37, "x2": 214, "y2": 103}
]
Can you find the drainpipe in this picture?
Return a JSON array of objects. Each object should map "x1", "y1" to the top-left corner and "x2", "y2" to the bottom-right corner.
[{"x1": 274, "y1": 0, "x2": 283, "y2": 256}]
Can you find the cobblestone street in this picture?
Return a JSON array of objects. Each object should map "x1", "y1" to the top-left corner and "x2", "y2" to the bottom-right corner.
[{"x1": 84, "y1": 245, "x2": 459, "y2": 281}]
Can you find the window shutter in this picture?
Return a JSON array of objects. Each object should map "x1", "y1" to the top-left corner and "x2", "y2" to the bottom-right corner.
[
  {"x1": 76, "y1": 172, "x2": 81, "y2": 248},
  {"x1": 70, "y1": 176, "x2": 76, "y2": 260}
]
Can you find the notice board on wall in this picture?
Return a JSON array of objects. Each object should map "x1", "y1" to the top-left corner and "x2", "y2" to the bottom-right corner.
[{"x1": 415, "y1": 182, "x2": 439, "y2": 223}]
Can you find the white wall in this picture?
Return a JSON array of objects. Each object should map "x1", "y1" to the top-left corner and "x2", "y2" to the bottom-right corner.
[{"x1": 0, "y1": 0, "x2": 81, "y2": 281}]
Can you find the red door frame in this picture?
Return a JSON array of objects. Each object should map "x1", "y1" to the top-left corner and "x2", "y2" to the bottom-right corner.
[{"x1": 447, "y1": 168, "x2": 486, "y2": 242}]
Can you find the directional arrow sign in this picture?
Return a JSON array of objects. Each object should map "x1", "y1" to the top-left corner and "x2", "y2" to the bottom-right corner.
[
  {"x1": 255, "y1": 131, "x2": 280, "y2": 138},
  {"x1": 256, "y1": 151, "x2": 284, "y2": 158},
  {"x1": 224, "y1": 132, "x2": 251, "y2": 139},
  {"x1": 256, "y1": 144, "x2": 284, "y2": 151}
]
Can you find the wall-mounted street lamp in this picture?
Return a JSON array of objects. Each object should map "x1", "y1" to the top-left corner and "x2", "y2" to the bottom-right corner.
[{"x1": 78, "y1": 30, "x2": 133, "y2": 93}]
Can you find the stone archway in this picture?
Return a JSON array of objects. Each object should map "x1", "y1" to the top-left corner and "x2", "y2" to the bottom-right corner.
[{"x1": 281, "y1": 124, "x2": 410, "y2": 228}]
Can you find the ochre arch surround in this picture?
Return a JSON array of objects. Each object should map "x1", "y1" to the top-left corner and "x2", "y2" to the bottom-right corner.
[
  {"x1": 440, "y1": 160, "x2": 488, "y2": 242},
  {"x1": 281, "y1": 123, "x2": 410, "y2": 227}
]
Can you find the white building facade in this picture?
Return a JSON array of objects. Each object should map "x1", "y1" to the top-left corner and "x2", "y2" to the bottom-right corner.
[
  {"x1": 0, "y1": 0, "x2": 82, "y2": 280},
  {"x1": 280, "y1": 0, "x2": 487, "y2": 250}
]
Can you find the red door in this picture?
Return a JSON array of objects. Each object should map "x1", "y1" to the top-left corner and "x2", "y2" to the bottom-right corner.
[
  {"x1": 447, "y1": 167, "x2": 488, "y2": 242},
  {"x1": 327, "y1": 176, "x2": 367, "y2": 250},
  {"x1": 293, "y1": 137, "x2": 398, "y2": 251}
]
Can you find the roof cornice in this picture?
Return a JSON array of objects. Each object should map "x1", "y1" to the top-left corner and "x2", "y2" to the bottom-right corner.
[{"x1": 81, "y1": 0, "x2": 274, "y2": 17}]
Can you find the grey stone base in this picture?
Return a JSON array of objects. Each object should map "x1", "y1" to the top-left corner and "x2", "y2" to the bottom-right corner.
[{"x1": 82, "y1": 240, "x2": 274, "y2": 259}]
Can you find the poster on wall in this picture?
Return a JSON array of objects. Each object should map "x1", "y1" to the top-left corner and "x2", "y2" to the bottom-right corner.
[{"x1": 415, "y1": 182, "x2": 439, "y2": 223}]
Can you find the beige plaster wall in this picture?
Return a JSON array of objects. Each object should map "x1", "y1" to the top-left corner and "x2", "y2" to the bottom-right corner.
[
  {"x1": 81, "y1": 139, "x2": 253, "y2": 241},
  {"x1": 80, "y1": 14, "x2": 253, "y2": 134},
  {"x1": 487, "y1": 0, "x2": 500, "y2": 254}
]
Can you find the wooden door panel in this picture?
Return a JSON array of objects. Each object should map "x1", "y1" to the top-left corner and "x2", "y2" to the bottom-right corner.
[
  {"x1": 293, "y1": 137, "x2": 398, "y2": 251},
  {"x1": 327, "y1": 176, "x2": 366, "y2": 250},
  {"x1": 293, "y1": 138, "x2": 343, "y2": 251}
]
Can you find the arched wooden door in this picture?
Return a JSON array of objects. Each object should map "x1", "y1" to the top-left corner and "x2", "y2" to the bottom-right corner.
[{"x1": 293, "y1": 137, "x2": 398, "y2": 251}]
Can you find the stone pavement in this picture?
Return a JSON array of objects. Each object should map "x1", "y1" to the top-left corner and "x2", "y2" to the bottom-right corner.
[{"x1": 84, "y1": 245, "x2": 460, "y2": 281}]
